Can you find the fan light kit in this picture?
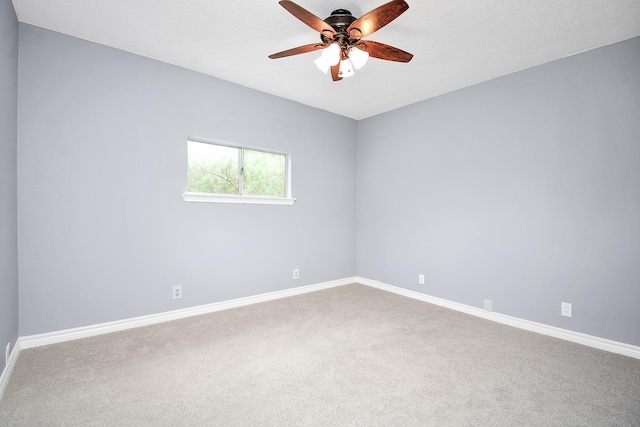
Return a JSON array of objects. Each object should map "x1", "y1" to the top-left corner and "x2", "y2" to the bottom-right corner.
[{"x1": 269, "y1": 0, "x2": 413, "y2": 81}]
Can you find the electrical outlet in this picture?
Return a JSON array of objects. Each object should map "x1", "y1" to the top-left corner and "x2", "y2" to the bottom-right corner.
[
  {"x1": 418, "y1": 274, "x2": 425, "y2": 285},
  {"x1": 173, "y1": 285, "x2": 182, "y2": 300},
  {"x1": 484, "y1": 299, "x2": 493, "y2": 312},
  {"x1": 561, "y1": 302, "x2": 572, "y2": 317},
  {"x1": 5, "y1": 342, "x2": 10, "y2": 366},
  {"x1": 293, "y1": 269, "x2": 300, "y2": 280}
]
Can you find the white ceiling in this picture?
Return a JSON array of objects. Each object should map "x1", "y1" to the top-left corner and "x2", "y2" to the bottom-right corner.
[{"x1": 11, "y1": 0, "x2": 640, "y2": 120}]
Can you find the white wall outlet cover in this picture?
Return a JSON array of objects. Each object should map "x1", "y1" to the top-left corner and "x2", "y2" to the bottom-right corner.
[
  {"x1": 173, "y1": 286, "x2": 182, "y2": 300},
  {"x1": 293, "y1": 269, "x2": 300, "y2": 280},
  {"x1": 418, "y1": 274, "x2": 425, "y2": 285},
  {"x1": 484, "y1": 299, "x2": 493, "y2": 312},
  {"x1": 561, "y1": 302, "x2": 572, "y2": 317}
]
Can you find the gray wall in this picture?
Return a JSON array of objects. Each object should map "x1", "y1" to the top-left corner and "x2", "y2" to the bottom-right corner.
[
  {"x1": 13, "y1": 20, "x2": 640, "y2": 347},
  {"x1": 357, "y1": 37, "x2": 640, "y2": 346},
  {"x1": 0, "y1": 0, "x2": 19, "y2": 365},
  {"x1": 17, "y1": 25, "x2": 357, "y2": 336}
]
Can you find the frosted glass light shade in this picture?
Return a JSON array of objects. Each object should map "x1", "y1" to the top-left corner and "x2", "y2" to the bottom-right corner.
[
  {"x1": 349, "y1": 46, "x2": 369, "y2": 69},
  {"x1": 314, "y1": 55, "x2": 330, "y2": 74},
  {"x1": 322, "y1": 43, "x2": 341, "y2": 66},
  {"x1": 338, "y1": 58, "x2": 355, "y2": 78}
]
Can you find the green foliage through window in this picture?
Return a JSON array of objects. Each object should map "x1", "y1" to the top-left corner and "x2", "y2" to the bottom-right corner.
[{"x1": 188, "y1": 140, "x2": 287, "y2": 198}]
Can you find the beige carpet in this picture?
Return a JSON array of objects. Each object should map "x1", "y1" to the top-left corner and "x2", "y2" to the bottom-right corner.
[{"x1": 1, "y1": 284, "x2": 639, "y2": 426}]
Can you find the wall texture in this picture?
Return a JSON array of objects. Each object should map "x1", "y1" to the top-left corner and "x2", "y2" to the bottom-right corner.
[
  {"x1": 17, "y1": 25, "x2": 357, "y2": 336},
  {"x1": 13, "y1": 21, "x2": 640, "y2": 348},
  {"x1": 0, "y1": 0, "x2": 20, "y2": 366},
  {"x1": 357, "y1": 37, "x2": 640, "y2": 346}
]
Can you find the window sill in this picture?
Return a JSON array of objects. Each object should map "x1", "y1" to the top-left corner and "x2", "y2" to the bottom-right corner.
[{"x1": 182, "y1": 192, "x2": 296, "y2": 205}]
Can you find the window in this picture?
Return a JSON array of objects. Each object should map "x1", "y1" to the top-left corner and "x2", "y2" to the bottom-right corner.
[{"x1": 183, "y1": 140, "x2": 294, "y2": 205}]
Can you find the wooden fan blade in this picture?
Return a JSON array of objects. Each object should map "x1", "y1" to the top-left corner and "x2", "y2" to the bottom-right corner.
[
  {"x1": 269, "y1": 43, "x2": 325, "y2": 59},
  {"x1": 347, "y1": 0, "x2": 409, "y2": 39},
  {"x1": 356, "y1": 40, "x2": 413, "y2": 62},
  {"x1": 279, "y1": 0, "x2": 336, "y2": 37},
  {"x1": 330, "y1": 64, "x2": 343, "y2": 81}
]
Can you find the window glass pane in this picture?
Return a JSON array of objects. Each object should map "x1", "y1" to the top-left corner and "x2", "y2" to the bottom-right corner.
[
  {"x1": 243, "y1": 149, "x2": 286, "y2": 197},
  {"x1": 187, "y1": 141, "x2": 239, "y2": 195}
]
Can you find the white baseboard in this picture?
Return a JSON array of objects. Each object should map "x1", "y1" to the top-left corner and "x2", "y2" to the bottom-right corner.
[
  {"x1": 2, "y1": 275, "x2": 636, "y2": 404},
  {"x1": 0, "y1": 338, "x2": 21, "y2": 400},
  {"x1": 20, "y1": 277, "x2": 355, "y2": 350},
  {"x1": 356, "y1": 277, "x2": 640, "y2": 360},
  {"x1": 7, "y1": 275, "x2": 639, "y2": 400}
]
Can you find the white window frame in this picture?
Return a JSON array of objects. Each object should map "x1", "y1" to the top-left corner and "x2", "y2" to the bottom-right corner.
[{"x1": 183, "y1": 138, "x2": 295, "y2": 205}]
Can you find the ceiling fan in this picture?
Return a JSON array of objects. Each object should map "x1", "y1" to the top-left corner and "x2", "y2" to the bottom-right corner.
[{"x1": 269, "y1": 0, "x2": 413, "y2": 81}]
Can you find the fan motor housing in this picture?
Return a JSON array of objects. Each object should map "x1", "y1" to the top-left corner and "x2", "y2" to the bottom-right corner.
[
  {"x1": 324, "y1": 9, "x2": 356, "y2": 29},
  {"x1": 321, "y1": 9, "x2": 356, "y2": 43}
]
